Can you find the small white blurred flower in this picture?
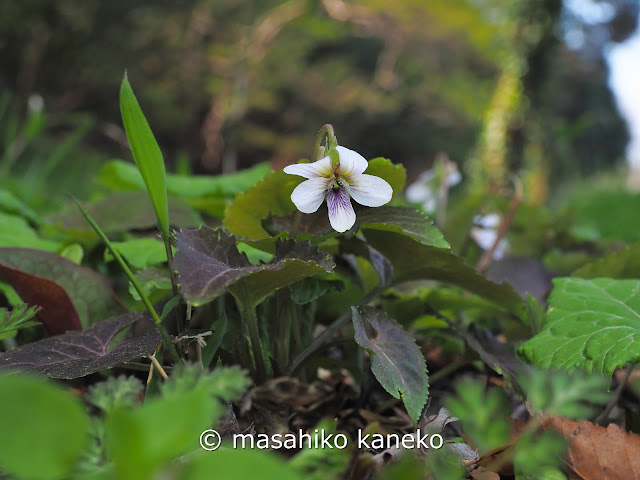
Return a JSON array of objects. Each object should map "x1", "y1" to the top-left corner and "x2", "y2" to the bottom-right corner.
[
  {"x1": 284, "y1": 146, "x2": 393, "y2": 233},
  {"x1": 406, "y1": 161, "x2": 461, "y2": 213},
  {"x1": 27, "y1": 94, "x2": 44, "y2": 114},
  {"x1": 471, "y1": 213, "x2": 509, "y2": 259}
]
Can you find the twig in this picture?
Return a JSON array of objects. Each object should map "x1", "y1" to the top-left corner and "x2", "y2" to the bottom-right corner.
[
  {"x1": 149, "y1": 353, "x2": 169, "y2": 380},
  {"x1": 595, "y1": 363, "x2": 633, "y2": 425},
  {"x1": 476, "y1": 177, "x2": 522, "y2": 274},
  {"x1": 435, "y1": 152, "x2": 452, "y2": 228}
]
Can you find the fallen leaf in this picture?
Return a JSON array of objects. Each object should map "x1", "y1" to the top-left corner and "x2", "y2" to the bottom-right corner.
[
  {"x1": 0, "y1": 264, "x2": 81, "y2": 335},
  {"x1": 544, "y1": 416, "x2": 640, "y2": 480},
  {"x1": 0, "y1": 312, "x2": 161, "y2": 379},
  {"x1": 0, "y1": 248, "x2": 125, "y2": 329}
]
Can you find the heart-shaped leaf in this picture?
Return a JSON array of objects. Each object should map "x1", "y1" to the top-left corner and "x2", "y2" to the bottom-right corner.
[
  {"x1": 352, "y1": 306, "x2": 429, "y2": 424},
  {"x1": 174, "y1": 227, "x2": 334, "y2": 307},
  {"x1": 518, "y1": 277, "x2": 640, "y2": 375},
  {"x1": 0, "y1": 248, "x2": 125, "y2": 329},
  {"x1": 0, "y1": 312, "x2": 161, "y2": 379}
]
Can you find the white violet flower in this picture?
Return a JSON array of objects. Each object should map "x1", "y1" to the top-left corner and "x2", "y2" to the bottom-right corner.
[{"x1": 284, "y1": 146, "x2": 393, "y2": 232}]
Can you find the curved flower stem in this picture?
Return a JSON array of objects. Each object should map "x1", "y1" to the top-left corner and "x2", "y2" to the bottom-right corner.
[
  {"x1": 312, "y1": 124, "x2": 336, "y2": 161},
  {"x1": 287, "y1": 285, "x2": 383, "y2": 375}
]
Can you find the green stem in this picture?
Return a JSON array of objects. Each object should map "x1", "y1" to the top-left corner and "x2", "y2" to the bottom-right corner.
[
  {"x1": 237, "y1": 283, "x2": 267, "y2": 382},
  {"x1": 73, "y1": 197, "x2": 182, "y2": 364},
  {"x1": 287, "y1": 286, "x2": 383, "y2": 375},
  {"x1": 312, "y1": 124, "x2": 336, "y2": 161}
]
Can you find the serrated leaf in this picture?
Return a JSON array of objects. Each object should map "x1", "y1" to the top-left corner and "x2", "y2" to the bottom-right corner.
[
  {"x1": 573, "y1": 242, "x2": 640, "y2": 279},
  {"x1": 0, "y1": 247, "x2": 125, "y2": 329},
  {"x1": 0, "y1": 312, "x2": 161, "y2": 379},
  {"x1": 352, "y1": 306, "x2": 428, "y2": 424},
  {"x1": 518, "y1": 277, "x2": 640, "y2": 375},
  {"x1": 120, "y1": 75, "x2": 170, "y2": 238},
  {"x1": 0, "y1": 374, "x2": 89, "y2": 480},
  {"x1": 359, "y1": 206, "x2": 449, "y2": 248},
  {"x1": 364, "y1": 230, "x2": 524, "y2": 314},
  {"x1": 174, "y1": 226, "x2": 334, "y2": 307}
]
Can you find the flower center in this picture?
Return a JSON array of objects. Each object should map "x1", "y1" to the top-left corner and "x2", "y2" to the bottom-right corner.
[{"x1": 330, "y1": 175, "x2": 347, "y2": 190}]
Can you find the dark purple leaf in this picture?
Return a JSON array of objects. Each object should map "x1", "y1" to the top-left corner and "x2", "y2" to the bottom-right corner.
[
  {"x1": 0, "y1": 312, "x2": 161, "y2": 379},
  {"x1": 174, "y1": 227, "x2": 334, "y2": 307}
]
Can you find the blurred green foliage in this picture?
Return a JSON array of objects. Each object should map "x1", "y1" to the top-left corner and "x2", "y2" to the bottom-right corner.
[{"x1": 0, "y1": 0, "x2": 628, "y2": 187}]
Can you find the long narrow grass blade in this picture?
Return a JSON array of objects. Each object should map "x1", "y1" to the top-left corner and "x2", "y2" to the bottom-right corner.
[
  {"x1": 119, "y1": 73, "x2": 170, "y2": 238},
  {"x1": 73, "y1": 196, "x2": 181, "y2": 363}
]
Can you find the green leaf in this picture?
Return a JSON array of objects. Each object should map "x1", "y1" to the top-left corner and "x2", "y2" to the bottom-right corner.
[
  {"x1": 106, "y1": 383, "x2": 223, "y2": 480},
  {"x1": 0, "y1": 189, "x2": 41, "y2": 224},
  {"x1": 290, "y1": 277, "x2": 343, "y2": 305},
  {"x1": 0, "y1": 374, "x2": 89, "y2": 480},
  {"x1": 445, "y1": 378, "x2": 510, "y2": 455},
  {"x1": 46, "y1": 191, "x2": 201, "y2": 240},
  {"x1": 85, "y1": 376, "x2": 144, "y2": 414},
  {"x1": 183, "y1": 449, "x2": 304, "y2": 480},
  {"x1": 0, "y1": 304, "x2": 40, "y2": 340},
  {"x1": 104, "y1": 238, "x2": 169, "y2": 270},
  {"x1": 99, "y1": 159, "x2": 271, "y2": 197},
  {"x1": 224, "y1": 169, "x2": 302, "y2": 239},
  {"x1": 358, "y1": 206, "x2": 449, "y2": 248},
  {"x1": 520, "y1": 369, "x2": 609, "y2": 419},
  {"x1": 120, "y1": 74, "x2": 170, "y2": 238},
  {"x1": 566, "y1": 190, "x2": 640, "y2": 243},
  {"x1": 365, "y1": 230, "x2": 524, "y2": 314},
  {"x1": 0, "y1": 212, "x2": 61, "y2": 251},
  {"x1": 352, "y1": 306, "x2": 429, "y2": 424},
  {"x1": 160, "y1": 364, "x2": 250, "y2": 402},
  {"x1": 0, "y1": 247, "x2": 124, "y2": 329},
  {"x1": 365, "y1": 157, "x2": 406, "y2": 198},
  {"x1": 128, "y1": 267, "x2": 172, "y2": 301},
  {"x1": 518, "y1": 277, "x2": 640, "y2": 375},
  {"x1": 174, "y1": 227, "x2": 334, "y2": 307},
  {"x1": 572, "y1": 242, "x2": 640, "y2": 279}
]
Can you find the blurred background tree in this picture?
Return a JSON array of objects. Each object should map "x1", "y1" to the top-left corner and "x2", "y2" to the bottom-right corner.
[{"x1": 0, "y1": 0, "x2": 636, "y2": 196}]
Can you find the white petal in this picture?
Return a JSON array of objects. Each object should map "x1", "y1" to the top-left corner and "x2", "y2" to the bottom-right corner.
[
  {"x1": 336, "y1": 146, "x2": 368, "y2": 176},
  {"x1": 347, "y1": 174, "x2": 393, "y2": 207},
  {"x1": 326, "y1": 188, "x2": 356, "y2": 232},
  {"x1": 290, "y1": 177, "x2": 329, "y2": 213},
  {"x1": 284, "y1": 156, "x2": 333, "y2": 179}
]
